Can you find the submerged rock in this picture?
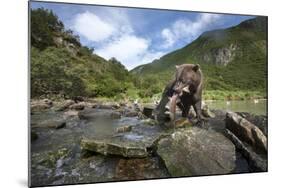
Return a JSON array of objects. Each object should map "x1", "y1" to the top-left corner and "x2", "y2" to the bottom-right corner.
[
  {"x1": 115, "y1": 157, "x2": 169, "y2": 180},
  {"x1": 226, "y1": 112, "x2": 267, "y2": 153},
  {"x1": 116, "y1": 125, "x2": 132, "y2": 133},
  {"x1": 78, "y1": 109, "x2": 121, "y2": 120},
  {"x1": 156, "y1": 127, "x2": 236, "y2": 176},
  {"x1": 32, "y1": 148, "x2": 69, "y2": 169},
  {"x1": 33, "y1": 119, "x2": 66, "y2": 129}
]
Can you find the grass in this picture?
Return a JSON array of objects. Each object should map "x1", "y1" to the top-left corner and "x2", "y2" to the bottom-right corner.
[{"x1": 203, "y1": 90, "x2": 266, "y2": 101}]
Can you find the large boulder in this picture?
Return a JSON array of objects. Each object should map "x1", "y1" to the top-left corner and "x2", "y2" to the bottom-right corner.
[
  {"x1": 156, "y1": 127, "x2": 236, "y2": 176},
  {"x1": 225, "y1": 112, "x2": 267, "y2": 153}
]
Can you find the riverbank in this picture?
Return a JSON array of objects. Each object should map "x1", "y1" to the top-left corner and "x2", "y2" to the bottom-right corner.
[{"x1": 30, "y1": 98, "x2": 268, "y2": 187}]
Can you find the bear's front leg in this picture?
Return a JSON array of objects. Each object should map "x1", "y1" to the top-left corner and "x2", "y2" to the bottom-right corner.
[
  {"x1": 177, "y1": 102, "x2": 190, "y2": 118},
  {"x1": 193, "y1": 100, "x2": 204, "y2": 125}
]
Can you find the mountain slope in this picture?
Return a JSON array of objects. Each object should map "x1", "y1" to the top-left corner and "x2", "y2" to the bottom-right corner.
[
  {"x1": 131, "y1": 17, "x2": 267, "y2": 92},
  {"x1": 31, "y1": 8, "x2": 133, "y2": 99}
]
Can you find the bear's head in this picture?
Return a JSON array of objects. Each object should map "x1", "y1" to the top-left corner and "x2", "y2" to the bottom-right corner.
[{"x1": 173, "y1": 64, "x2": 201, "y2": 96}]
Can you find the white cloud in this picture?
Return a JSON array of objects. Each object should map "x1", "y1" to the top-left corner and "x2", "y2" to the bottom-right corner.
[
  {"x1": 161, "y1": 13, "x2": 221, "y2": 48},
  {"x1": 72, "y1": 9, "x2": 166, "y2": 70},
  {"x1": 96, "y1": 34, "x2": 164, "y2": 70},
  {"x1": 73, "y1": 11, "x2": 116, "y2": 42}
]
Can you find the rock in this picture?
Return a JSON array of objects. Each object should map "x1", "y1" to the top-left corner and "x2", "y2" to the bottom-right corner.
[
  {"x1": 226, "y1": 112, "x2": 267, "y2": 153},
  {"x1": 115, "y1": 158, "x2": 169, "y2": 180},
  {"x1": 156, "y1": 127, "x2": 236, "y2": 176},
  {"x1": 174, "y1": 118, "x2": 192, "y2": 128},
  {"x1": 119, "y1": 101, "x2": 127, "y2": 107},
  {"x1": 33, "y1": 119, "x2": 66, "y2": 129},
  {"x1": 81, "y1": 125, "x2": 164, "y2": 158},
  {"x1": 124, "y1": 110, "x2": 139, "y2": 117},
  {"x1": 32, "y1": 148, "x2": 69, "y2": 168},
  {"x1": 63, "y1": 110, "x2": 78, "y2": 118},
  {"x1": 143, "y1": 106, "x2": 154, "y2": 118},
  {"x1": 31, "y1": 131, "x2": 38, "y2": 141},
  {"x1": 236, "y1": 112, "x2": 267, "y2": 136},
  {"x1": 47, "y1": 120, "x2": 66, "y2": 129},
  {"x1": 225, "y1": 129, "x2": 267, "y2": 171},
  {"x1": 43, "y1": 99, "x2": 53, "y2": 106},
  {"x1": 116, "y1": 125, "x2": 132, "y2": 133},
  {"x1": 69, "y1": 102, "x2": 85, "y2": 110},
  {"x1": 81, "y1": 138, "x2": 148, "y2": 158},
  {"x1": 31, "y1": 99, "x2": 53, "y2": 112},
  {"x1": 202, "y1": 105, "x2": 215, "y2": 118},
  {"x1": 31, "y1": 103, "x2": 50, "y2": 112},
  {"x1": 94, "y1": 102, "x2": 120, "y2": 110},
  {"x1": 56, "y1": 100, "x2": 75, "y2": 111},
  {"x1": 110, "y1": 111, "x2": 122, "y2": 119},
  {"x1": 141, "y1": 119, "x2": 158, "y2": 126},
  {"x1": 78, "y1": 109, "x2": 121, "y2": 120},
  {"x1": 73, "y1": 96, "x2": 84, "y2": 103}
]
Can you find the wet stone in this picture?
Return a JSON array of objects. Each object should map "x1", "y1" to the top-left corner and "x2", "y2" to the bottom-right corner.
[
  {"x1": 80, "y1": 125, "x2": 165, "y2": 158},
  {"x1": 156, "y1": 127, "x2": 236, "y2": 177}
]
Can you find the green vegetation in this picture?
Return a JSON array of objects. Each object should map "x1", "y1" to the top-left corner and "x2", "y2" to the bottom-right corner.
[
  {"x1": 31, "y1": 8, "x2": 267, "y2": 101},
  {"x1": 132, "y1": 17, "x2": 267, "y2": 100},
  {"x1": 31, "y1": 8, "x2": 135, "y2": 99}
]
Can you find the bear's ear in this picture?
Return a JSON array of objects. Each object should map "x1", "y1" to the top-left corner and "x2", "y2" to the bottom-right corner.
[
  {"x1": 175, "y1": 65, "x2": 179, "y2": 69},
  {"x1": 193, "y1": 64, "x2": 200, "y2": 72}
]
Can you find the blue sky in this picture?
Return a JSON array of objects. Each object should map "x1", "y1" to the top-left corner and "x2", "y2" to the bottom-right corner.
[{"x1": 31, "y1": 1, "x2": 254, "y2": 70}]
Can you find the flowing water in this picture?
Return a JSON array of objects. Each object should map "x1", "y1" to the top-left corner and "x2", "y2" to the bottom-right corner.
[
  {"x1": 30, "y1": 100, "x2": 267, "y2": 186},
  {"x1": 30, "y1": 109, "x2": 169, "y2": 187}
]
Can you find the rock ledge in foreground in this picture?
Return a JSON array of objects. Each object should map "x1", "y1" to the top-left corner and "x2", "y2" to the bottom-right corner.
[{"x1": 156, "y1": 127, "x2": 236, "y2": 176}]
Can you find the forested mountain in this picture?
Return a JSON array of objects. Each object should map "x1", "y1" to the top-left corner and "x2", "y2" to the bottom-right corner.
[
  {"x1": 30, "y1": 8, "x2": 134, "y2": 99},
  {"x1": 132, "y1": 17, "x2": 267, "y2": 95}
]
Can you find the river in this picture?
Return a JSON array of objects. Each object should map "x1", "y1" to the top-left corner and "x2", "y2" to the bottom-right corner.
[{"x1": 205, "y1": 99, "x2": 267, "y2": 116}]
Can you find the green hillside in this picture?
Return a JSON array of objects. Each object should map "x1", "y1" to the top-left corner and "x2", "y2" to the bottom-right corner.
[
  {"x1": 30, "y1": 8, "x2": 267, "y2": 101},
  {"x1": 132, "y1": 17, "x2": 267, "y2": 100},
  {"x1": 30, "y1": 8, "x2": 134, "y2": 99}
]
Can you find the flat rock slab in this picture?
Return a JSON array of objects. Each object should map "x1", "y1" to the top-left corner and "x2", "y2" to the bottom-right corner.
[
  {"x1": 81, "y1": 125, "x2": 165, "y2": 158},
  {"x1": 156, "y1": 127, "x2": 236, "y2": 177}
]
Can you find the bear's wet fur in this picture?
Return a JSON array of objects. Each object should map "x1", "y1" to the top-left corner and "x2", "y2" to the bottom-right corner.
[{"x1": 156, "y1": 64, "x2": 203, "y2": 128}]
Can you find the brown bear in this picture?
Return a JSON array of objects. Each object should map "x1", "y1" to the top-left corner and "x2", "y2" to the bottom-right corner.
[{"x1": 156, "y1": 64, "x2": 203, "y2": 128}]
